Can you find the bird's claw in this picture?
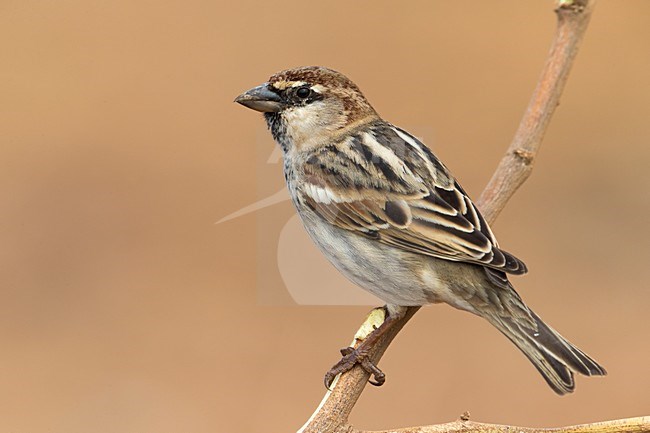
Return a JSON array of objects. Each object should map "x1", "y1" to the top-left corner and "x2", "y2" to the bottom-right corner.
[{"x1": 323, "y1": 346, "x2": 386, "y2": 390}]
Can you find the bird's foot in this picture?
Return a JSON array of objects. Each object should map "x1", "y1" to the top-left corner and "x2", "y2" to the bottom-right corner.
[{"x1": 324, "y1": 346, "x2": 385, "y2": 389}]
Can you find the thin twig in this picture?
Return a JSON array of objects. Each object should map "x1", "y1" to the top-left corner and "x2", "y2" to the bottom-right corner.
[
  {"x1": 352, "y1": 416, "x2": 650, "y2": 433},
  {"x1": 477, "y1": 0, "x2": 597, "y2": 222},
  {"x1": 296, "y1": 2, "x2": 645, "y2": 433}
]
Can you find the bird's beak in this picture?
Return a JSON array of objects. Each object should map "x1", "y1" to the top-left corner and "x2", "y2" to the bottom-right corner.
[{"x1": 234, "y1": 83, "x2": 284, "y2": 113}]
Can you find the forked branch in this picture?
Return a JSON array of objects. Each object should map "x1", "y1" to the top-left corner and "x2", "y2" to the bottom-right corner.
[{"x1": 296, "y1": 1, "x2": 649, "y2": 433}]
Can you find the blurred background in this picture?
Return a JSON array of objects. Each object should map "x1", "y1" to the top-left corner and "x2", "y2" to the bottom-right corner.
[{"x1": 1, "y1": 1, "x2": 649, "y2": 432}]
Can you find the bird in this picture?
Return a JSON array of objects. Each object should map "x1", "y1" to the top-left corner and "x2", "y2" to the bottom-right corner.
[{"x1": 235, "y1": 66, "x2": 606, "y2": 395}]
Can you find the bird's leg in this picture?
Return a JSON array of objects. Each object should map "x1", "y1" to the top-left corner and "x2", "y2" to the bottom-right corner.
[{"x1": 324, "y1": 305, "x2": 407, "y2": 389}]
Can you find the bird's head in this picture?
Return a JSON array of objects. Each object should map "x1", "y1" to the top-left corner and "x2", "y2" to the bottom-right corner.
[{"x1": 235, "y1": 66, "x2": 378, "y2": 151}]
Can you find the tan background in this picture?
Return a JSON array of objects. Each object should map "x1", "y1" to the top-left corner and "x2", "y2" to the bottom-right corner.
[{"x1": 1, "y1": 1, "x2": 649, "y2": 432}]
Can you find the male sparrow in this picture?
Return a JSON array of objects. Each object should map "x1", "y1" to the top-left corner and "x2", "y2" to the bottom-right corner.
[{"x1": 235, "y1": 66, "x2": 606, "y2": 394}]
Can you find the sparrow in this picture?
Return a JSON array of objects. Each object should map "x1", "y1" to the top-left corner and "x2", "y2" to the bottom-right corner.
[{"x1": 235, "y1": 66, "x2": 606, "y2": 394}]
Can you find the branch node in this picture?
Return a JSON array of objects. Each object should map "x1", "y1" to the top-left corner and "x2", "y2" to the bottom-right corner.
[
  {"x1": 513, "y1": 148, "x2": 535, "y2": 165},
  {"x1": 555, "y1": 0, "x2": 588, "y2": 14}
]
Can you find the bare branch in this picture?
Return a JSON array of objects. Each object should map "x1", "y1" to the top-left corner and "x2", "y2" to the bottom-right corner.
[
  {"x1": 296, "y1": 2, "x2": 647, "y2": 433},
  {"x1": 477, "y1": 0, "x2": 597, "y2": 221},
  {"x1": 297, "y1": 307, "x2": 420, "y2": 433},
  {"x1": 352, "y1": 416, "x2": 650, "y2": 433}
]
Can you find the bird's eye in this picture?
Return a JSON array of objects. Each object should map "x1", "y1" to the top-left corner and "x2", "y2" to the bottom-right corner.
[{"x1": 296, "y1": 87, "x2": 312, "y2": 99}]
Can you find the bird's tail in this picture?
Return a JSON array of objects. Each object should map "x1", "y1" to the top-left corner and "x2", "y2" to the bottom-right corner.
[{"x1": 486, "y1": 309, "x2": 607, "y2": 395}]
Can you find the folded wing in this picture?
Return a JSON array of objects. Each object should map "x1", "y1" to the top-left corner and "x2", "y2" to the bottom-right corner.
[{"x1": 300, "y1": 123, "x2": 527, "y2": 276}]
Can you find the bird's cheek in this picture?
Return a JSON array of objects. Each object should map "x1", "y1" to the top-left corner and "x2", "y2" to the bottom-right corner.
[{"x1": 282, "y1": 107, "x2": 318, "y2": 141}]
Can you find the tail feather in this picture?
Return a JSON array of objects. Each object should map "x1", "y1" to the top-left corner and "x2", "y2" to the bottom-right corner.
[{"x1": 487, "y1": 310, "x2": 606, "y2": 395}]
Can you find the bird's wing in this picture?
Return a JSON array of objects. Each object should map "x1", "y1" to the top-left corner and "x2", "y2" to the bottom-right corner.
[{"x1": 299, "y1": 123, "x2": 527, "y2": 275}]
